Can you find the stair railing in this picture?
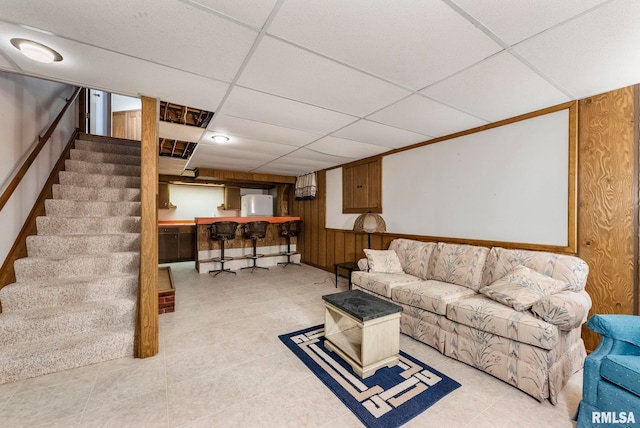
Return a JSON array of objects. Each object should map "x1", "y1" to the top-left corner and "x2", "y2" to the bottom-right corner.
[{"x1": 0, "y1": 87, "x2": 81, "y2": 212}]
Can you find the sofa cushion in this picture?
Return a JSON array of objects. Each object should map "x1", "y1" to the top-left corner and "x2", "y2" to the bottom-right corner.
[
  {"x1": 531, "y1": 290, "x2": 592, "y2": 330},
  {"x1": 391, "y1": 280, "x2": 477, "y2": 316},
  {"x1": 447, "y1": 295, "x2": 559, "y2": 350},
  {"x1": 351, "y1": 271, "x2": 423, "y2": 298},
  {"x1": 427, "y1": 242, "x2": 489, "y2": 291},
  {"x1": 388, "y1": 239, "x2": 436, "y2": 280},
  {"x1": 481, "y1": 247, "x2": 589, "y2": 291},
  {"x1": 601, "y1": 355, "x2": 640, "y2": 397},
  {"x1": 479, "y1": 265, "x2": 569, "y2": 311},
  {"x1": 363, "y1": 249, "x2": 404, "y2": 274}
]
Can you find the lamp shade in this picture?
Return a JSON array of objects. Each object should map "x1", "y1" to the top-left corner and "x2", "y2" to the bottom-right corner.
[{"x1": 353, "y1": 212, "x2": 386, "y2": 234}]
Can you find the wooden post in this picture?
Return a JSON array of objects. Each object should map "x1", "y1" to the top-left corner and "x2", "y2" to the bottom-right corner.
[{"x1": 135, "y1": 96, "x2": 159, "y2": 358}]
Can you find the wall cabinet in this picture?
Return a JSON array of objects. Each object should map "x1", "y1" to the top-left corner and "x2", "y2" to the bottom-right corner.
[
  {"x1": 158, "y1": 225, "x2": 196, "y2": 263},
  {"x1": 342, "y1": 158, "x2": 382, "y2": 213},
  {"x1": 224, "y1": 187, "x2": 241, "y2": 210}
]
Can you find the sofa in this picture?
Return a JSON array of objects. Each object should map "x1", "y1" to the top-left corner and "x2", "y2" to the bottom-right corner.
[
  {"x1": 575, "y1": 314, "x2": 640, "y2": 427},
  {"x1": 352, "y1": 238, "x2": 591, "y2": 404}
]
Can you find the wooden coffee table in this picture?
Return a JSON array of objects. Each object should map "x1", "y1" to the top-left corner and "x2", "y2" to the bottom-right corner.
[{"x1": 322, "y1": 290, "x2": 402, "y2": 378}]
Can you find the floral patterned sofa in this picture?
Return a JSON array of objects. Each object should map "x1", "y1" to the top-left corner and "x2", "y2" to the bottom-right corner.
[{"x1": 352, "y1": 238, "x2": 591, "y2": 404}]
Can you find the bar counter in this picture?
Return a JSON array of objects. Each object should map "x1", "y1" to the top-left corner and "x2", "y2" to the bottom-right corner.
[{"x1": 194, "y1": 216, "x2": 301, "y2": 273}]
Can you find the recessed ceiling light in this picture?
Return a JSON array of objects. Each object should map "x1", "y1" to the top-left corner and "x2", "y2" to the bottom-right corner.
[
  {"x1": 212, "y1": 134, "x2": 230, "y2": 144},
  {"x1": 10, "y1": 38, "x2": 63, "y2": 63}
]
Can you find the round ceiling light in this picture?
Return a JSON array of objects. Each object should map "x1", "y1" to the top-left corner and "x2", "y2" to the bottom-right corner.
[
  {"x1": 212, "y1": 134, "x2": 230, "y2": 144},
  {"x1": 11, "y1": 38, "x2": 63, "y2": 63}
]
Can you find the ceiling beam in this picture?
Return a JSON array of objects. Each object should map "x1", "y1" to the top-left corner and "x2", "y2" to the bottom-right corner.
[{"x1": 195, "y1": 168, "x2": 296, "y2": 184}]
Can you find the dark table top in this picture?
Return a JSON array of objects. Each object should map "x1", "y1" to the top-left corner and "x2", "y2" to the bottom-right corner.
[{"x1": 322, "y1": 289, "x2": 402, "y2": 322}]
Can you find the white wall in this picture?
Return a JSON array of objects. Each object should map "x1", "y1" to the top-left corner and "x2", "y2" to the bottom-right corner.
[
  {"x1": 326, "y1": 108, "x2": 570, "y2": 247},
  {"x1": 111, "y1": 94, "x2": 141, "y2": 112},
  {"x1": 157, "y1": 184, "x2": 225, "y2": 221},
  {"x1": 0, "y1": 71, "x2": 77, "y2": 266}
]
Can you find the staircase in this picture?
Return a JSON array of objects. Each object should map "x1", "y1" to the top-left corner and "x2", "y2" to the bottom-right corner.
[{"x1": 0, "y1": 136, "x2": 141, "y2": 384}]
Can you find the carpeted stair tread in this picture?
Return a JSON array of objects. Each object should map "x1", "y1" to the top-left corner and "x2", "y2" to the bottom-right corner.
[
  {"x1": 14, "y1": 252, "x2": 139, "y2": 282},
  {"x1": 36, "y1": 216, "x2": 140, "y2": 235},
  {"x1": 52, "y1": 184, "x2": 140, "y2": 202},
  {"x1": 75, "y1": 139, "x2": 141, "y2": 156},
  {"x1": 45, "y1": 199, "x2": 141, "y2": 217},
  {"x1": 0, "y1": 274, "x2": 138, "y2": 312},
  {"x1": 0, "y1": 329, "x2": 134, "y2": 384},
  {"x1": 0, "y1": 134, "x2": 141, "y2": 384},
  {"x1": 65, "y1": 159, "x2": 141, "y2": 177},
  {"x1": 59, "y1": 171, "x2": 140, "y2": 189},
  {"x1": 70, "y1": 148, "x2": 140, "y2": 166},
  {"x1": 0, "y1": 299, "x2": 135, "y2": 347},
  {"x1": 26, "y1": 233, "x2": 140, "y2": 257}
]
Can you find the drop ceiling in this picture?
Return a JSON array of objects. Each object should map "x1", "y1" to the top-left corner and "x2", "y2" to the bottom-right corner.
[{"x1": 0, "y1": 0, "x2": 638, "y2": 176}]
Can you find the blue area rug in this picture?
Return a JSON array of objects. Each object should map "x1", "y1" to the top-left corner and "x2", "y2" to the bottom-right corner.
[{"x1": 279, "y1": 325, "x2": 461, "y2": 428}]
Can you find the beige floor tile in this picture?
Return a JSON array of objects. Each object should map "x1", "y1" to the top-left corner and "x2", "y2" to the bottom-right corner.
[
  {"x1": 0, "y1": 378, "x2": 94, "y2": 426},
  {"x1": 84, "y1": 359, "x2": 167, "y2": 411},
  {"x1": 79, "y1": 389, "x2": 168, "y2": 428}
]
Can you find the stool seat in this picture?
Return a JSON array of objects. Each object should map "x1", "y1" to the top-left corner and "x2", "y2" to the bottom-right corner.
[
  {"x1": 241, "y1": 221, "x2": 270, "y2": 272},
  {"x1": 209, "y1": 221, "x2": 238, "y2": 277},
  {"x1": 278, "y1": 220, "x2": 302, "y2": 267}
]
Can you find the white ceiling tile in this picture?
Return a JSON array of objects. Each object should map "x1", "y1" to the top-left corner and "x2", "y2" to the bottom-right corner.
[
  {"x1": 254, "y1": 156, "x2": 341, "y2": 175},
  {"x1": 238, "y1": 36, "x2": 411, "y2": 116},
  {"x1": 183, "y1": 0, "x2": 279, "y2": 28},
  {"x1": 159, "y1": 122, "x2": 205, "y2": 142},
  {"x1": 198, "y1": 131, "x2": 298, "y2": 156},
  {"x1": 0, "y1": 52, "x2": 15, "y2": 70},
  {"x1": 421, "y1": 52, "x2": 571, "y2": 122},
  {"x1": 158, "y1": 156, "x2": 188, "y2": 176},
  {"x1": 451, "y1": 0, "x2": 608, "y2": 45},
  {"x1": 268, "y1": 0, "x2": 502, "y2": 89},
  {"x1": 333, "y1": 120, "x2": 430, "y2": 148},
  {"x1": 306, "y1": 136, "x2": 389, "y2": 158},
  {"x1": 513, "y1": 0, "x2": 640, "y2": 98},
  {"x1": 368, "y1": 95, "x2": 488, "y2": 137},
  {"x1": 192, "y1": 144, "x2": 281, "y2": 162},
  {"x1": 0, "y1": 22, "x2": 229, "y2": 112},
  {"x1": 285, "y1": 148, "x2": 354, "y2": 164},
  {"x1": 221, "y1": 86, "x2": 357, "y2": 134},
  {"x1": 0, "y1": 0, "x2": 257, "y2": 82},
  {"x1": 208, "y1": 115, "x2": 321, "y2": 147},
  {"x1": 188, "y1": 151, "x2": 273, "y2": 171}
]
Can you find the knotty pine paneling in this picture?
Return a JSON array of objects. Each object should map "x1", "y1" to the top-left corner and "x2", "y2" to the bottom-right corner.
[{"x1": 578, "y1": 85, "x2": 637, "y2": 352}]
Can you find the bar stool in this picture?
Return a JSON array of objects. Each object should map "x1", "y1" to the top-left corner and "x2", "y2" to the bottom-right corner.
[
  {"x1": 241, "y1": 221, "x2": 270, "y2": 272},
  {"x1": 208, "y1": 221, "x2": 239, "y2": 277},
  {"x1": 278, "y1": 220, "x2": 302, "y2": 267}
]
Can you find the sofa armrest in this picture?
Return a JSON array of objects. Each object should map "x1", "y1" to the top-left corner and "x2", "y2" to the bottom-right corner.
[
  {"x1": 587, "y1": 314, "x2": 640, "y2": 347},
  {"x1": 531, "y1": 290, "x2": 592, "y2": 330},
  {"x1": 357, "y1": 258, "x2": 369, "y2": 272}
]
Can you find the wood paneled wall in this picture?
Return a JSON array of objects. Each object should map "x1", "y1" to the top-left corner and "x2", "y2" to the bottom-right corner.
[
  {"x1": 578, "y1": 85, "x2": 638, "y2": 351},
  {"x1": 294, "y1": 85, "x2": 640, "y2": 353}
]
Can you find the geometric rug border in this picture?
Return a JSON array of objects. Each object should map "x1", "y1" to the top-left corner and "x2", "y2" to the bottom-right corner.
[{"x1": 278, "y1": 324, "x2": 461, "y2": 428}]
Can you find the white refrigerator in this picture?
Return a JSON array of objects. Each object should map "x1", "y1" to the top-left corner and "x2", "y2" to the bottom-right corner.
[{"x1": 240, "y1": 194, "x2": 273, "y2": 217}]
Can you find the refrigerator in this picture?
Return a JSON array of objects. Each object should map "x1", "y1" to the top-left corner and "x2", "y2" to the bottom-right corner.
[{"x1": 240, "y1": 194, "x2": 273, "y2": 217}]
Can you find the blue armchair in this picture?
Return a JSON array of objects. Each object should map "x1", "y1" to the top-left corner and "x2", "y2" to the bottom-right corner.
[{"x1": 575, "y1": 314, "x2": 640, "y2": 427}]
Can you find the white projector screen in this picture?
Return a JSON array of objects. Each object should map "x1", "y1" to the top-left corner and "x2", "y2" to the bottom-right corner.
[{"x1": 326, "y1": 107, "x2": 573, "y2": 248}]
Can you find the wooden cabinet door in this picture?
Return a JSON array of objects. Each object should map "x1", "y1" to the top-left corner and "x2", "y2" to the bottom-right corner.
[
  {"x1": 158, "y1": 227, "x2": 179, "y2": 263},
  {"x1": 178, "y1": 226, "x2": 196, "y2": 261},
  {"x1": 343, "y1": 158, "x2": 382, "y2": 213}
]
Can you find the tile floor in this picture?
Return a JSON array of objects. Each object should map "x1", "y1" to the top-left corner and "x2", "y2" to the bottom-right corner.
[{"x1": 0, "y1": 262, "x2": 583, "y2": 427}]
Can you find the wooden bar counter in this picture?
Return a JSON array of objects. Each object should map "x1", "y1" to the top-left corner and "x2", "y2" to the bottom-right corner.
[{"x1": 195, "y1": 216, "x2": 301, "y2": 273}]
